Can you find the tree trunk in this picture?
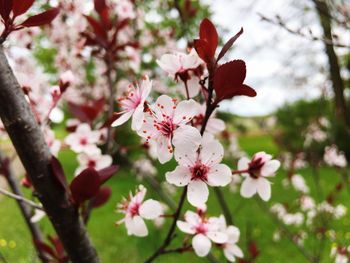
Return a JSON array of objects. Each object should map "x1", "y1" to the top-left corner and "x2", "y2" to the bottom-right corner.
[
  {"x1": 313, "y1": 0, "x2": 350, "y2": 127},
  {"x1": 0, "y1": 46, "x2": 100, "y2": 263}
]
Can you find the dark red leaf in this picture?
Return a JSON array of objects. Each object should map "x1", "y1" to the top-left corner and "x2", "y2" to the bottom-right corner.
[
  {"x1": 48, "y1": 236, "x2": 67, "y2": 262},
  {"x1": 20, "y1": 7, "x2": 60, "y2": 27},
  {"x1": 12, "y1": 0, "x2": 35, "y2": 18},
  {"x1": 70, "y1": 168, "x2": 100, "y2": 204},
  {"x1": 94, "y1": 0, "x2": 107, "y2": 14},
  {"x1": 91, "y1": 187, "x2": 112, "y2": 208},
  {"x1": 199, "y1": 18, "x2": 218, "y2": 58},
  {"x1": 34, "y1": 240, "x2": 56, "y2": 258},
  {"x1": 217, "y1": 27, "x2": 243, "y2": 62},
  {"x1": 0, "y1": 0, "x2": 13, "y2": 22},
  {"x1": 85, "y1": 15, "x2": 107, "y2": 40},
  {"x1": 98, "y1": 165, "x2": 119, "y2": 184},
  {"x1": 194, "y1": 39, "x2": 212, "y2": 64},
  {"x1": 50, "y1": 156, "x2": 69, "y2": 192},
  {"x1": 213, "y1": 60, "x2": 256, "y2": 102},
  {"x1": 68, "y1": 98, "x2": 105, "y2": 123}
]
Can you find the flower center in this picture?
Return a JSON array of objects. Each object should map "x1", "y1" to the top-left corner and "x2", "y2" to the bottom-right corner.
[
  {"x1": 87, "y1": 160, "x2": 96, "y2": 168},
  {"x1": 192, "y1": 114, "x2": 204, "y2": 128},
  {"x1": 80, "y1": 137, "x2": 88, "y2": 145},
  {"x1": 190, "y1": 162, "x2": 209, "y2": 181},
  {"x1": 248, "y1": 157, "x2": 265, "y2": 178},
  {"x1": 128, "y1": 203, "x2": 140, "y2": 217},
  {"x1": 155, "y1": 120, "x2": 174, "y2": 137},
  {"x1": 195, "y1": 224, "x2": 208, "y2": 234}
]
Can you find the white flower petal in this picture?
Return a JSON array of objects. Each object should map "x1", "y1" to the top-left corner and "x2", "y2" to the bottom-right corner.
[
  {"x1": 237, "y1": 157, "x2": 250, "y2": 171},
  {"x1": 200, "y1": 139, "x2": 224, "y2": 166},
  {"x1": 125, "y1": 216, "x2": 148, "y2": 237},
  {"x1": 165, "y1": 166, "x2": 191, "y2": 186},
  {"x1": 111, "y1": 110, "x2": 134, "y2": 127},
  {"x1": 187, "y1": 181, "x2": 209, "y2": 207},
  {"x1": 173, "y1": 125, "x2": 202, "y2": 158},
  {"x1": 261, "y1": 160, "x2": 280, "y2": 177},
  {"x1": 156, "y1": 136, "x2": 173, "y2": 164},
  {"x1": 192, "y1": 234, "x2": 212, "y2": 257},
  {"x1": 257, "y1": 178, "x2": 271, "y2": 201},
  {"x1": 173, "y1": 99, "x2": 198, "y2": 124},
  {"x1": 226, "y1": 226, "x2": 240, "y2": 244},
  {"x1": 240, "y1": 177, "x2": 258, "y2": 198},
  {"x1": 177, "y1": 220, "x2": 196, "y2": 234},
  {"x1": 207, "y1": 231, "x2": 228, "y2": 244},
  {"x1": 131, "y1": 105, "x2": 144, "y2": 131},
  {"x1": 207, "y1": 164, "x2": 232, "y2": 186},
  {"x1": 139, "y1": 199, "x2": 162, "y2": 220}
]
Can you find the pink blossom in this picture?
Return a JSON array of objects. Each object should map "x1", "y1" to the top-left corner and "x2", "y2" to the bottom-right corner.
[
  {"x1": 157, "y1": 49, "x2": 203, "y2": 78},
  {"x1": 238, "y1": 152, "x2": 280, "y2": 201},
  {"x1": 75, "y1": 150, "x2": 113, "y2": 175},
  {"x1": 112, "y1": 76, "x2": 152, "y2": 131},
  {"x1": 44, "y1": 128, "x2": 61, "y2": 156},
  {"x1": 177, "y1": 210, "x2": 228, "y2": 257},
  {"x1": 324, "y1": 145, "x2": 347, "y2": 168},
  {"x1": 192, "y1": 103, "x2": 225, "y2": 135},
  {"x1": 116, "y1": 185, "x2": 162, "y2": 237},
  {"x1": 139, "y1": 95, "x2": 201, "y2": 164},
  {"x1": 65, "y1": 123, "x2": 100, "y2": 154},
  {"x1": 166, "y1": 135, "x2": 232, "y2": 207}
]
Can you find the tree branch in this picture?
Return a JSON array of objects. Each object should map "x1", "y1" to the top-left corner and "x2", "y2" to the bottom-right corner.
[{"x1": 0, "y1": 46, "x2": 100, "y2": 263}]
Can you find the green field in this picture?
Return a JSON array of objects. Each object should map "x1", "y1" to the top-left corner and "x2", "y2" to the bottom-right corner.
[{"x1": 0, "y1": 133, "x2": 349, "y2": 263}]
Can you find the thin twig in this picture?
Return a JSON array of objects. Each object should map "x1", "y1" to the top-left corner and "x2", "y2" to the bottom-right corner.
[{"x1": 0, "y1": 188, "x2": 43, "y2": 210}]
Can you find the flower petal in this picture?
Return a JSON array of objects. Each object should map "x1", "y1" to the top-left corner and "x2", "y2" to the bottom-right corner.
[
  {"x1": 139, "y1": 199, "x2": 162, "y2": 220},
  {"x1": 173, "y1": 125, "x2": 202, "y2": 158},
  {"x1": 156, "y1": 136, "x2": 173, "y2": 164},
  {"x1": 237, "y1": 156, "x2": 250, "y2": 171},
  {"x1": 112, "y1": 110, "x2": 134, "y2": 127},
  {"x1": 257, "y1": 178, "x2": 271, "y2": 201},
  {"x1": 187, "y1": 181, "x2": 209, "y2": 207},
  {"x1": 125, "y1": 216, "x2": 148, "y2": 237},
  {"x1": 200, "y1": 139, "x2": 224, "y2": 166},
  {"x1": 240, "y1": 177, "x2": 258, "y2": 198},
  {"x1": 165, "y1": 166, "x2": 191, "y2": 186},
  {"x1": 192, "y1": 234, "x2": 212, "y2": 257},
  {"x1": 173, "y1": 99, "x2": 198, "y2": 124},
  {"x1": 207, "y1": 164, "x2": 232, "y2": 186},
  {"x1": 261, "y1": 160, "x2": 280, "y2": 177},
  {"x1": 177, "y1": 220, "x2": 196, "y2": 234},
  {"x1": 131, "y1": 105, "x2": 144, "y2": 131},
  {"x1": 207, "y1": 231, "x2": 228, "y2": 244}
]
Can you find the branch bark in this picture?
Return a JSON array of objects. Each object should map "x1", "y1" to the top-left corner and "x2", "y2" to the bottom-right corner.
[
  {"x1": 313, "y1": 0, "x2": 350, "y2": 127},
  {"x1": 0, "y1": 46, "x2": 100, "y2": 263}
]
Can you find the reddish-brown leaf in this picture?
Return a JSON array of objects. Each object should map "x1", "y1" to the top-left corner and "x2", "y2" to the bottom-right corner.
[
  {"x1": 194, "y1": 39, "x2": 212, "y2": 64},
  {"x1": 20, "y1": 7, "x2": 60, "y2": 27},
  {"x1": 217, "y1": 27, "x2": 243, "y2": 62},
  {"x1": 91, "y1": 187, "x2": 112, "y2": 208},
  {"x1": 34, "y1": 240, "x2": 56, "y2": 259},
  {"x1": 98, "y1": 165, "x2": 119, "y2": 184},
  {"x1": 50, "y1": 156, "x2": 69, "y2": 192},
  {"x1": 94, "y1": 0, "x2": 107, "y2": 14},
  {"x1": 0, "y1": 0, "x2": 12, "y2": 22},
  {"x1": 213, "y1": 60, "x2": 256, "y2": 101},
  {"x1": 85, "y1": 15, "x2": 107, "y2": 40},
  {"x1": 199, "y1": 18, "x2": 218, "y2": 58},
  {"x1": 70, "y1": 168, "x2": 100, "y2": 204},
  {"x1": 12, "y1": 0, "x2": 35, "y2": 18},
  {"x1": 68, "y1": 98, "x2": 105, "y2": 123}
]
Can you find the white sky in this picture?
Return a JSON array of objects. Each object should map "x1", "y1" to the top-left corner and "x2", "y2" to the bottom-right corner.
[{"x1": 204, "y1": 0, "x2": 349, "y2": 116}]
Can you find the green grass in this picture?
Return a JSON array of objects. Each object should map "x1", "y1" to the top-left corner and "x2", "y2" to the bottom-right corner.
[{"x1": 0, "y1": 133, "x2": 349, "y2": 262}]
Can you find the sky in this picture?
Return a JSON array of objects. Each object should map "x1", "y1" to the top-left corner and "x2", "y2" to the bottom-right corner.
[{"x1": 204, "y1": 0, "x2": 349, "y2": 116}]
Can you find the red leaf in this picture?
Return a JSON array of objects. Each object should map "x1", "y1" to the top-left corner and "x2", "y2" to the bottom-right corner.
[
  {"x1": 94, "y1": 0, "x2": 107, "y2": 14},
  {"x1": 48, "y1": 236, "x2": 67, "y2": 262},
  {"x1": 20, "y1": 7, "x2": 60, "y2": 27},
  {"x1": 70, "y1": 168, "x2": 100, "y2": 204},
  {"x1": 68, "y1": 98, "x2": 105, "y2": 123},
  {"x1": 85, "y1": 15, "x2": 107, "y2": 40},
  {"x1": 194, "y1": 39, "x2": 212, "y2": 64},
  {"x1": 213, "y1": 60, "x2": 256, "y2": 102},
  {"x1": 217, "y1": 27, "x2": 243, "y2": 62},
  {"x1": 0, "y1": 0, "x2": 12, "y2": 22},
  {"x1": 98, "y1": 165, "x2": 119, "y2": 184},
  {"x1": 34, "y1": 240, "x2": 56, "y2": 258},
  {"x1": 198, "y1": 18, "x2": 218, "y2": 60},
  {"x1": 91, "y1": 187, "x2": 112, "y2": 208},
  {"x1": 12, "y1": 0, "x2": 35, "y2": 18},
  {"x1": 50, "y1": 156, "x2": 69, "y2": 192}
]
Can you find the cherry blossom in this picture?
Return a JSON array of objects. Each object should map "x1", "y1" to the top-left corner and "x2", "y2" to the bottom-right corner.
[
  {"x1": 324, "y1": 145, "x2": 347, "y2": 168},
  {"x1": 64, "y1": 123, "x2": 100, "y2": 154},
  {"x1": 43, "y1": 128, "x2": 61, "y2": 156},
  {"x1": 166, "y1": 134, "x2": 232, "y2": 207},
  {"x1": 139, "y1": 95, "x2": 201, "y2": 164},
  {"x1": 157, "y1": 49, "x2": 203, "y2": 79},
  {"x1": 116, "y1": 185, "x2": 162, "y2": 237},
  {"x1": 215, "y1": 216, "x2": 243, "y2": 262},
  {"x1": 112, "y1": 76, "x2": 152, "y2": 131},
  {"x1": 177, "y1": 210, "x2": 228, "y2": 257},
  {"x1": 238, "y1": 152, "x2": 280, "y2": 201},
  {"x1": 75, "y1": 150, "x2": 113, "y2": 175},
  {"x1": 192, "y1": 103, "x2": 225, "y2": 135}
]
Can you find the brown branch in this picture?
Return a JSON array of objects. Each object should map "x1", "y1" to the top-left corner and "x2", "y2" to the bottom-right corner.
[
  {"x1": 0, "y1": 46, "x2": 100, "y2": 263},
  {"x1": 0, "y1": 151, "x2": 47, "y2": 262}
]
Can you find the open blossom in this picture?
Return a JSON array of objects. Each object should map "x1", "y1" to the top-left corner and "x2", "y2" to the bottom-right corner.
[
  {"x1": 157, "y1": 49, "x2": 203, "y2": 79},
  {"x1": 75, "y1": 150, "x2": 113, "y2": 175},
  {"x1": 177, "y1": 210, "x2": 228, "y2": 257},
  {"x1": 116, "y1": 185, "x2": 162, "y2": 237},
  {"x1": 324, "y1": 145, "x2": 347, "y2": 168},
  {"x1": 64, "y1": 123, "x2": 100, "y2": 154},
  {"x1": 139, "y1": 95, "x2": 200, "y2": 164},
  {"x1": 238, "y1": 152, "x2": 280, "y2": 201},
  {"x1": 112, "y1": 76, "x2": 152, "y2": 131},
  {"x1": 215, "y1": 216, "x2": 243, "y2": 262},
  {"x1": 166, "y1": 134, "x2": 232, "y2": 207},
  {"x1": 331, "y1": 245, "x2": 350, "y2": 263}
]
